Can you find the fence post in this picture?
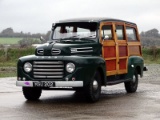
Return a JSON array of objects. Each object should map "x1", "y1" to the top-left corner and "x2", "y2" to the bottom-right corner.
[{"x1": 4, "y1": 45, "x2": 10, "y2": 61}]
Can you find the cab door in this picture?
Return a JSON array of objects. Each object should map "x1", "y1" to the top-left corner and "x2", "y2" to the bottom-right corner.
[
  {"x1": 100, "y1": 22, "x2": 128, "y2": 76},
  {"x1": 100, "y1": 22, "x2": 117, "y2": 76},
  {"x1": 114, "y1": 23, "x2": 128, "y2": 74}
]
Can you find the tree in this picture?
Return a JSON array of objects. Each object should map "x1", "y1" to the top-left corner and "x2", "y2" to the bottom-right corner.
[
  {"x1": 1, "y1": 28, "x2": 14, "y2": 37},
  {"x1": 44, "y1": 31, "x2": 51, "y2": 40},
  {"x1": 145, "y1": 28, "x2": 159, "y2": 37}
]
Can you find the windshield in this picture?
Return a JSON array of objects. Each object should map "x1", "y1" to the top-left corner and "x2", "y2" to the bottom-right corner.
[{"x1": 52, "y1": 22, "x2": 98, "y2": 42}]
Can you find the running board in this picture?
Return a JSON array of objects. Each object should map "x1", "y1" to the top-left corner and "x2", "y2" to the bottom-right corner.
[{"x1": 106, "y1": 78, "x2": 131, "y2": 85}]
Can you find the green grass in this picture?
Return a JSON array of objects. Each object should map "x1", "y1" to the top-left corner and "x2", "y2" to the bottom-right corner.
[
  {"x1": 0, "y1": 67, "x2": 16, "y2": 77},
  {"x1": 0, "y1": 37, "x2": 23, "y2": 44},
  {"x1": 0, "y1": 72, "x2": 16, "y2": 77},
  {"x1": 0, "y1": 37, "x2": 40, "y2": 44}
]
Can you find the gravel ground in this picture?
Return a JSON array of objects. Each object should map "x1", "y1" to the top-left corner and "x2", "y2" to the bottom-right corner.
[{"x1": 141, "y1": 64, "x2": 160, "y2": 84}]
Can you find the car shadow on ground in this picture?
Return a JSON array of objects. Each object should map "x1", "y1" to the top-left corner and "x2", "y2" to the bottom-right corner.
[{"x1": 23, "y1": 89, "x2": 135, "y2": 105}]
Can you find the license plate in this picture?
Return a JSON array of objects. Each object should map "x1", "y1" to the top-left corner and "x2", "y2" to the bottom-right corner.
[{"x1": 33, "y1": 81, "x2": 55, "y2": 87}]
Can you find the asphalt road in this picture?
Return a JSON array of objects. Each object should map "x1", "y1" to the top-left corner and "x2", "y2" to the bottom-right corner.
[{"x1": 0, "y1": 64, "x2": 160, "y2": 120}]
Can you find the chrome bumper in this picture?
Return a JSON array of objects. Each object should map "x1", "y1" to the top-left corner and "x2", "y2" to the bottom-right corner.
[{"x1": 16, "y1": 81, "x2": 83, "y2": 87}]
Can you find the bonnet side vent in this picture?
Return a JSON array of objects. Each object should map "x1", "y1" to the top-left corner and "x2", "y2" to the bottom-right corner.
[
  {"x1": 37, "y1": 49, "x2": 44, "y2": 55},
  {"x1": 52, "y1": 48, "x2": 61, "y2": 55},
  {"x1": 71, "y1": 47, "x2": 93, "y2": 53}
]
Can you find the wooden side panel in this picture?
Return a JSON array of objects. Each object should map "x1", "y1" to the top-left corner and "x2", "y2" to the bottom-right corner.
[
  {"x1": 119, "y1": 46, "x2": 127, "y2": 57},
  {"x1": 129, "y1": 46, "x2": 140, "y2": 55},
  {"x1": 104, "y1": 46, "x2": 116, "y2": 58},
  {"x1": 119, "y1": 59, "x2": 127, "y2": 70},
  {"x1": 106, "y1": 60, "x2": 116, "y2": 71}
]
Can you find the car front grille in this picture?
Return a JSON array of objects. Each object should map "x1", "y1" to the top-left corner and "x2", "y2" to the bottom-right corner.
[{"x1": 33, "y1": 61, "x2": 64, "y2": 80}]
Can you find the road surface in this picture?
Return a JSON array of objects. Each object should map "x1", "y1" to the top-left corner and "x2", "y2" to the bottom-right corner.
[{"x1": 0, "y1": 64, "x2": 160, "y2": 120}]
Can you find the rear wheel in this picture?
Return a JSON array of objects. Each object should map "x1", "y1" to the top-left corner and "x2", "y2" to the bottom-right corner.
[
  {"x1": 85, "y1": 71, "x2": 101, "y2": 102},
  {"x1": 23, "y1": 87, "x2": 42, "y2": 100},
  {"x1": 125, "y1": 70, "x2": 138, "y2": 93}
]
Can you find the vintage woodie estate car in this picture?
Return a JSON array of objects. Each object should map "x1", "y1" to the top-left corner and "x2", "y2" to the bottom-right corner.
[{"x1": 16, "y1": 17, "x2": 146, "y2": 102}]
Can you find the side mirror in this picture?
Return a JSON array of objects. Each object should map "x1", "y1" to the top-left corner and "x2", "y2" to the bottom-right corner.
[
  {"x1": 102, "y1": 35, "x2": 109, "y2": 43},
  {"x1": 104, "y1": 35, "x2": 109, "y2": 40},
  {"x1": 40, "y1": 36, "x2": 46, "y2": 42}
]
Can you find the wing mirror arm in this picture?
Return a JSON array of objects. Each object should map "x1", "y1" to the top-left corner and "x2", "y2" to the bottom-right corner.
[
  {"x1": 101, "y1": 35, "x2": 109, "y2": 44},
  {"x1": 40, "y1": 36, "x2": 46, "y2": 43}
]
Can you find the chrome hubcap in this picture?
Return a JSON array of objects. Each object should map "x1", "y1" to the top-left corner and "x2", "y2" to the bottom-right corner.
[{"x1": 93, "y1": 80, "x2": 98, "y2": 91}]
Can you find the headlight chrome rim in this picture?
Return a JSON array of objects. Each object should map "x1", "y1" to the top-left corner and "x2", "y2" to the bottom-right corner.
[
  {"x1": 66, "y1": 62, "x2": 75, "y2": 73},
  {"x1": 24, "y1": 62, "x2": 32, "y2": 73}
]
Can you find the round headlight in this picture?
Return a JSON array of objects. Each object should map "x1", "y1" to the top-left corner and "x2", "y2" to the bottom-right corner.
[
  {"x1": 24, "y1": 62, "x2": 32, "y2": 73},
  {"x1": 66, "y1": 63, "x2": 75, "y2": 73}
]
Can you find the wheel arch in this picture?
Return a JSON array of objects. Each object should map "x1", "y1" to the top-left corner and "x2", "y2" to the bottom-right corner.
[
  {"x1": 136, "y1": 65, "x2": 141, "y2": 76},
  {"x1": 97, "y1": 67, "x2": 106, "y2": 86},
  {"x1": 126, "y1": 56, "x2": 144, "y2": 79}
]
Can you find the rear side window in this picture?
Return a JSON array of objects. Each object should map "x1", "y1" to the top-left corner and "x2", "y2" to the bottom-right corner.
[
  {"x1": 126, "y1": 27, "x2": 137, "y2": 41},
  {"x1": 101, "y1": 25, "x2": 113, "y2": 40},
  {"x1": 116, "y1": 25, "x2": 125, "y2": 40}
]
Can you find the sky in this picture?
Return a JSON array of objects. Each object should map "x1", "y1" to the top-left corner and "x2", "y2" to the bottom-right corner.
[{"x1": 0, "y1": 0, "x2": 160, "y2": 34}]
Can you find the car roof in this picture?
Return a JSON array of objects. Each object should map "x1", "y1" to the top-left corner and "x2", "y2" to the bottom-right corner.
[{"x1": 56, "y1": 17, "x2": 136, "y2": 25}]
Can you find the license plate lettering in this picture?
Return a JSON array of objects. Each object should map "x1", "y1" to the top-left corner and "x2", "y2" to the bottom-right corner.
[
  {"x1": 34, "y1": 82, "x2": 55, "y2": 87},
  {"x1": 44, "y1": 82, "x2": 54, "y2": 87},
  {"x1": 34, "y1": 82, "x2": 43, "y2": 87}
]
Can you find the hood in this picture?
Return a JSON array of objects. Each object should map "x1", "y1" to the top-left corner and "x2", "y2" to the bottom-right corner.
[{"x1": 35, "y1": 41, "x2": 102, "y2": 56}]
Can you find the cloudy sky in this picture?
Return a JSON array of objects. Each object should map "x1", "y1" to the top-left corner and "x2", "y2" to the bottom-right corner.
[{"x1": 0, "y1": 0, "x2": 160, "y2": 34}]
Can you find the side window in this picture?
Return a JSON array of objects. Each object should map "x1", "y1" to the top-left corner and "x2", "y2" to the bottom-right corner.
[
  {"x1": 116, "y1": 25, "x2": 125, "y2": 40},
  {"x1": 101, "y1": 25, "x2": 113, "y2": 40},
  {"x1": 126, "y1": 27, "x2": 137, "y2": 41}
]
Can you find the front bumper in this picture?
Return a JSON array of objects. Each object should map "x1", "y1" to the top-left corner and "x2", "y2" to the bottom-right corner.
[{"x1": 16, "y1": 81, "x2": 83, "y2": 87}]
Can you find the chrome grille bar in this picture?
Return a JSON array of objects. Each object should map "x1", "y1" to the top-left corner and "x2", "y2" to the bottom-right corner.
[
  {"x1": 34, "y1": 75, "x2": 63, "y2": 79},
  {"x1": 33, "y1": 69, "x2": 63, "y2": 72},
  {"x1": 34, "y1": 61, "x2": 63, "y2": 64},
  {"x1": 33, "y1": 61, "x2": 64, "y2": 80},
  {"x1": 34, "y1": 72, "x2": 63, "y2": 75},
  {"x1": 33, "y1": 65, "x2": 64, "y2": 68}
]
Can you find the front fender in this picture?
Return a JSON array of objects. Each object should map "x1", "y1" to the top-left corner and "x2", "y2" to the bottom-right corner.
[
  {"x1": 17, "y1": 55, "x2": 106, "y2": 87},
  {"x1": 63, "y1": 56, "x2": 106, "y2": 86},
  {"x1": 126, "y1": 56, "x2": 144, "y2": 79}
]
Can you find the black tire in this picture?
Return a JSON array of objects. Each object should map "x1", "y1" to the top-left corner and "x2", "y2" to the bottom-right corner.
[
  {"x1": 74, "y1": 87, "x2": 83, "y2": 93},
  {"x1": 23, "y1": 87, "x2": 42, "y2": 100},
  {"x1": 125, "y1": 70, "x2": 138, "y2": 93},
  {"x1": 85, "y1": 71, "x2": 101, "y2": 102}
]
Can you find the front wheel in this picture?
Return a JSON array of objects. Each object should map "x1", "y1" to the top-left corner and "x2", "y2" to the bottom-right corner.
[
  {"x1": 84, "y1": 71, "x2": 101, "y2": 102},
  {"x1": 23, "y1": 87, "x2": 42, "y2": 100},
  {"x1": 125, "y1": 70, "x2": 138, "y2": 93}
]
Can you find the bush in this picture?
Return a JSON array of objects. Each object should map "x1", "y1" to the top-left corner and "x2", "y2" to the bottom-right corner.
[
  {"x1": 0, "y1": 47, "x2": 35, "y2": 67},
  {"x1": 18, "y1": 38, "x2": 41, "y2": 48},
  {"x1": 142, "y1": 47, "x2": 160, "y2": 63}
]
